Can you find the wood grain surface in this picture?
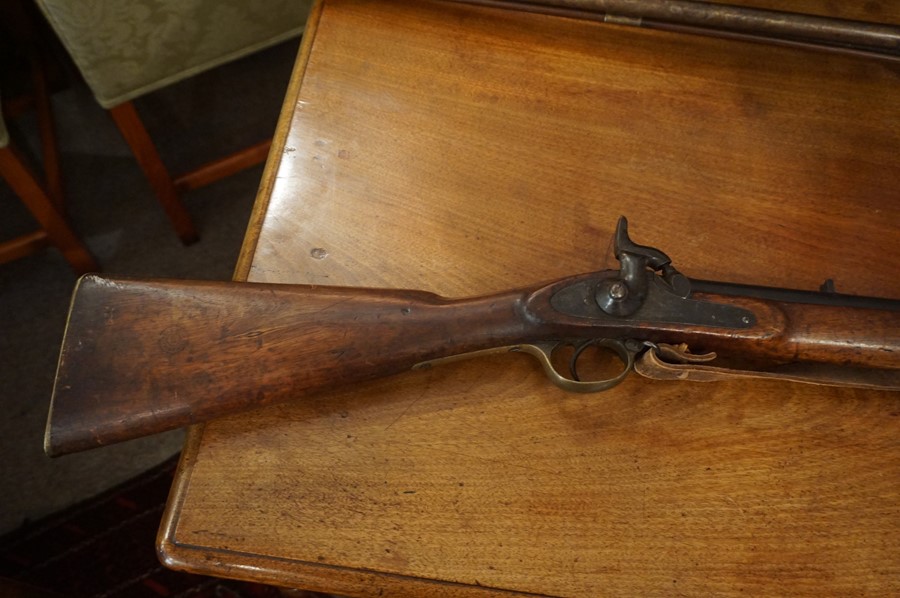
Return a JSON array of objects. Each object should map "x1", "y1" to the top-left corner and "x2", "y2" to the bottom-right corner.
[{"x1": 160, "y1": 1, "x2": 900, "y2": 596}]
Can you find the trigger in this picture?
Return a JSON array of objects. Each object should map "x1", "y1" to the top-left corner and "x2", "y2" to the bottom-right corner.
[{"x1": 654, "y1": 342, "x2": 717, "y2": 364}]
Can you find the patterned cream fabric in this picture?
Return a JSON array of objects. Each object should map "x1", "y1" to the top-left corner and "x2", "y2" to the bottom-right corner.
[{"x1": 35, "y1": 0, "x2": 313, "y2": 108}]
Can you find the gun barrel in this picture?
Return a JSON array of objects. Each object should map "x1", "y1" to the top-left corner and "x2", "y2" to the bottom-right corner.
[
  {"x1": 691, "y1": 279, "x2": 900, "y2": 312},
  {"x1": 453, "y1": 0, "x2": 900, "y2": 60}
]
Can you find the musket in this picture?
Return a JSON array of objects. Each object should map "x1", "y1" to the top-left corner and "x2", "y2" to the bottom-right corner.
[
  {"x1": 45, "y1": 217, "x2": 900, "y2": 456},
  {"x1": 448, "y1": 0, "x2": 900, "y2": 62}
]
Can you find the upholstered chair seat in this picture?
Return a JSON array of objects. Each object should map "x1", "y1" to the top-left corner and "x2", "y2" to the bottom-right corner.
[
  {"x1": 34, "y1": 0, "x2": 313, "y2": 243},
  {"x1": 37, "y1": 1, "x2": 310, "y2": 109}
]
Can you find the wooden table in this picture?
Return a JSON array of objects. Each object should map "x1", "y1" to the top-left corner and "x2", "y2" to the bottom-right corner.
[{"x1": 158, "y1": 1, "x2": 900, "y2": 596}]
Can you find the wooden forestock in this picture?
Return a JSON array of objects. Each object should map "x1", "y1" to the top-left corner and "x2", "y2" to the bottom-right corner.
[{"x1": 46, "y1": 274, "x2": 900, "y2": 456}]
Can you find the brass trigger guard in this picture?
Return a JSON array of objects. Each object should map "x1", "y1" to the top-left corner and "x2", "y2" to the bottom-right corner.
[
  {"x1": 412, "y1": 339, "x2": 638, "y2": 393},
  {"x1": 516, "y1": 339, "x2": 636, "y2": 393}
]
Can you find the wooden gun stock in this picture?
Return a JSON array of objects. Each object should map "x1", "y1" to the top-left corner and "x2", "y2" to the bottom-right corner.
[
  {"x1": 47, "y1": 271, "x2": 900, "y2": 457},
  {"x1": 46, "y1": 276, "x2": 533, "y2": 456}
]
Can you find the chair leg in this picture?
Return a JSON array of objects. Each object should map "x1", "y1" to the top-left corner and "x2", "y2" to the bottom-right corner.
[
  {"x1": 30, "y1": 49, "x2": 64, "y2": 209},
  {"x1": 0, "y1": 144, "x2": 98, "y2": 274},
  {"x1": 174, "y1": 139, "x2": 271, "y2": 192},
  {"x1": 107, "y1": 101, "x2": 199, "y2": 245}
]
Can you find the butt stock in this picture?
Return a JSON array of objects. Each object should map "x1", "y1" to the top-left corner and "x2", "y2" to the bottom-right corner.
[{"x1": 46, "y1": 275, "x2": 534, "y2": 456}]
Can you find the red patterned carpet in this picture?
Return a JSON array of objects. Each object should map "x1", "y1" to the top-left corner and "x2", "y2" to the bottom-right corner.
[{"x1": 0, "y1": 455, "x2": 281, "y2": 597}]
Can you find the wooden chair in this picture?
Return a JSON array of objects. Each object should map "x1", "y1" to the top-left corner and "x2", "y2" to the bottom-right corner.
[
  {"x1": 1, "y1": 101, "x2": 98, "y2": 275},
  {"x1": 0, "y1": 0, "x2": 98, "y2": 276},
  {"x1": 33, "y1": 0, "x2": 314, "y2": 244}
]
